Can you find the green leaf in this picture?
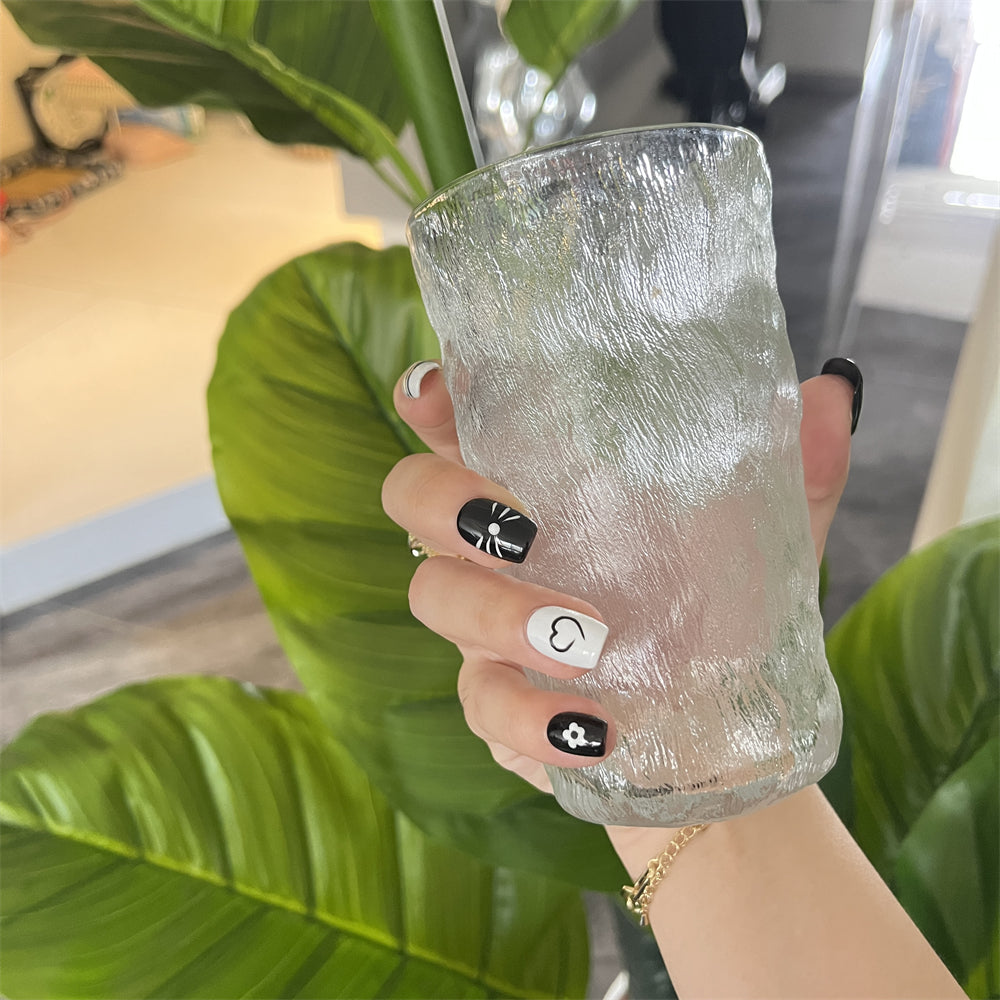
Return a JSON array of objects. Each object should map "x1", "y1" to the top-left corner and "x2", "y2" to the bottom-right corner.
[
  {"x1": 894, "y1": 738, "x2": 999, "y2": 991},
  {"x1": 370, "y1": 0, "x2": 479, "y2": 191},
  {"x1": 824, "y1": 518, "x2": 1000, "y2": 992},
  {"x1": 4, "y1": 0, "x2": 427, "y2": 204},
  {"x1": 207, "y1": 243, "x2": 623, "y2": 891},
  {"x1": 501, "y1": 0, "x2": 638, "y2": 86},
  {"x1": 0, "y1": 677, "x2": 589, "y2": 999}
]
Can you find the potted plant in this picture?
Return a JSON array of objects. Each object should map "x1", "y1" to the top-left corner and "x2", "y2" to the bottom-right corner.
[{"x1": 2, "y1": 2, "x2": 996, "y2": 996}]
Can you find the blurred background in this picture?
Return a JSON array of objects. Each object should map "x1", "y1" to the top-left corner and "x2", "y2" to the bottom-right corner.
[{"x1": 1, "y1": 1, "x2": 997, "y2": 992}]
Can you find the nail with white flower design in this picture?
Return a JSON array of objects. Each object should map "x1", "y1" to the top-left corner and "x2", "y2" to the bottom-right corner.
[
  {"x1": 547, "y1": 712, "x2": 608, "y2": 757},
  {"x1": 526, "y1": 607, "x2": 608, "y2": 671},
  {"x1": 457, "y1": 498, "x2": 537, "y2": 563}
]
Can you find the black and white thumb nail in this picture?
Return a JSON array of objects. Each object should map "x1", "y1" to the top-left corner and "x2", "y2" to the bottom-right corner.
[
  {"x1": 457, "y1": 498, "x2": 537, "y2": 563},
  {"x1": 402, "y1": 360, "x2": 441, "y2": 399},
  {"x1": 547, "y1": 712, "x2": 608, "y2": 757},
  {"x1": 527, "y1": 607, "x2": 608, "y2": 670}
]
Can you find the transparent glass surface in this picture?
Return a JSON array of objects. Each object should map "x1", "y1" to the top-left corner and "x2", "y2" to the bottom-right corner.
[{"x1": 408, "y1": 125, "x2": 842, "y2": 826}]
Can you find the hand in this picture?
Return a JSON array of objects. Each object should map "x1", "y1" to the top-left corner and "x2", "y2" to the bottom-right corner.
[{"x1": 382, "y1": 362, "x2": 858, "y2": 797}]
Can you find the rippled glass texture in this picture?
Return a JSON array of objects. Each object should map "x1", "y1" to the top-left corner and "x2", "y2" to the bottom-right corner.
[{"x1": 407, "y1": 125, "x2": 842, "y2": 826}]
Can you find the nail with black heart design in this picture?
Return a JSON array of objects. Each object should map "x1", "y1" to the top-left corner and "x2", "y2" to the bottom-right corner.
[{"x1": 526, "y1": 606, "x2": 608, "y2": 670}]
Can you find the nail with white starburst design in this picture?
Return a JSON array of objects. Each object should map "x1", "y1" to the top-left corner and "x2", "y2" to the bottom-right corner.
[
  {"x1": 547, "y1": 712, "x2": 608, "y2": 757},
  {"x1": 526, "y1": 607, "x2": 608, "y2": 670},
  {"x1": 457, "y1": 498, "x2": 537, "y2": 563}
]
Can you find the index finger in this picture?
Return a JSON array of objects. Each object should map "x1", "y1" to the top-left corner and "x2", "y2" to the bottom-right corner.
[
  {"x1": 395, "y1": 360, "x2": 464, "y2": 465},
  {"x1": 396, "y1": 360, "x2": 857, "y2": 565}
]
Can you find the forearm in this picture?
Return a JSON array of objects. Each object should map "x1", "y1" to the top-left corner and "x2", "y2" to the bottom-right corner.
[{"x1": 607, "y1": 785, "x2": 964, "y2": 999}]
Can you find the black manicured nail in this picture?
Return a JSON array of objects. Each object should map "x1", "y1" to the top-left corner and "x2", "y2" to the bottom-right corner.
[
  {"x1": 457, "y1": 498, "x2": 537, "y2": 563},
  {"x1": 821, "y1": 357, "x2": 864, "y2": 435},
  {"x1": 547, "y1": 712, "x2": 608, "y2": 757}
]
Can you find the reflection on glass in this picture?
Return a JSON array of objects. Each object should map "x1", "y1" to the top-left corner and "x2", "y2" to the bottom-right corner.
[{"x1": 473, "y1": 42, "x2": 596, "y2": 163}]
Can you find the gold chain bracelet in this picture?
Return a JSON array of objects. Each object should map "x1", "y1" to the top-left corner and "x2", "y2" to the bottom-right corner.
[{"x1": 621, "y1": 824, "x2": 708, "y2": 926}]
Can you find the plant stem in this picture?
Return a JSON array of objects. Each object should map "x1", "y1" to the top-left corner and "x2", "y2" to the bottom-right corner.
[
  {"x1": 372, "y1": 156, "x2": 426, "y2": 207},
  {"x1": 431, "y1": 0, "x2": 484, "y2": 168},
  {"x1": 370, "y1": 0, "x2": 480, "y2": 191}
]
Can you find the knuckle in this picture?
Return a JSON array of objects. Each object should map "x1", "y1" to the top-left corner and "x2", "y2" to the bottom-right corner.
[
  {"x1": 381, "y1": 453, "x2": 444, "y2": 524},
  {"x1": 408, "y1": 459, "x2": 458, "y2": 518},
  {"x1": 457, "y1": 661, "x2": 530, "y2": 752},
  {"x1": 494, "y1": 688, "x2": 534, "y2": 751},
  {"x1": 407, "y1": 557, "x2": 446, "y2": 626},
  {"x1": 469, "y1": 587, "x2": 504, "y2": 648},
  {"x1": 395, "y1": 452, "x2": 429, "y2": 478},
  {"x1": 456, "y1": 662, "x2": 489, "y2": 740},
  {"x1": 467, "y1": 669, "x2": 524, "y2": 750},
  {"x1": 381, "y1": 454, "x2": 418, "y2": 522}
]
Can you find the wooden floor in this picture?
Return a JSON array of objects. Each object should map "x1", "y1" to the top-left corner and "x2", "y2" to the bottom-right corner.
[{"x1": 0, "y1": 533, "x2": 296, "y2": 744}]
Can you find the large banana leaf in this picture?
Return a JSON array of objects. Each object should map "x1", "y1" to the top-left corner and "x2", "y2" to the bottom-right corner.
[
  {"x1": 895, "y1": 738, "x2": 999, "y2": 996},
  {"x1": 823, "y1": 518, "x2": 1000, "y2": 993},
  {"x1": 0, "y1": 677, "x2": 589, "y2": 999},
  {"x1": 207, "y1": 243, "x2": 623, "y2": 891},
  {"x1": 501, "y1": 0, "x2": 639, "y2": 86},
  {"x1": 5, "y1": 0, "x2": 426, "y2": 204}
]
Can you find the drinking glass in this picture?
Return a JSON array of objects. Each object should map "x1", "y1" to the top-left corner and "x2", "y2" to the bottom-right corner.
[{"x1": 407, "y1": 125, "x2": 842, "y2": 826}]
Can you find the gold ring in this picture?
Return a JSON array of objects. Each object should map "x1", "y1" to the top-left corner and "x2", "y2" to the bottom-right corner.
[{"x1": 407, "y1": 532, "x2": 440, "y2": 559}]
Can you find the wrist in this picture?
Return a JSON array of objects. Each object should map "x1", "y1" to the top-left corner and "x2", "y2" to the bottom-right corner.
[
  {"x1": 606, "y1": 821, "x2": 686, "y2": 878},
  {"x1": 605, "y1": 784, "x2": 826, "y2": 878}
]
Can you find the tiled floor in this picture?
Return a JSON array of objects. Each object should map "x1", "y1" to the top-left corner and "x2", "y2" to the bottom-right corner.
[{"x1": 1, "y1": 16, "x2": 993, "y2": 1000}]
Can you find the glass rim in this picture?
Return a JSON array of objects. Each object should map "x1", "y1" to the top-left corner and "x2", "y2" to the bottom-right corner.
[{"x1": 408, "y1": 122, "x2": 763, "y2": 223}]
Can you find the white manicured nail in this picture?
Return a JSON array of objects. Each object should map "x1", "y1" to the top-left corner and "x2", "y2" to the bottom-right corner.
[
  {"x1": 526, "y1": 606, "x2": 608, "y2": 670},
  {"x1": 402, "y1": 360, "x2": 441, "y2": 399}
]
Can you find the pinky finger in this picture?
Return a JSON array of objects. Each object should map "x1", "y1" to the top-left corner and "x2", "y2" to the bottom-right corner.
[{"x1": 457, "y1": 655, "x2": 616, "y2": 769}]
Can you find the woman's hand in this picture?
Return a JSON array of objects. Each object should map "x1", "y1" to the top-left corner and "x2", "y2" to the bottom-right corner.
[
  {"x1": 382, "y1": 360, "x2": 859, "y2": 797},
  {"x1": 384, "y1": 360, "x2": 969, "y2": 999}
]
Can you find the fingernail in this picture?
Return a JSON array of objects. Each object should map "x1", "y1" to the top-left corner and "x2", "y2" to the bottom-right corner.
[
  {"x1": 547, "y1": 712, "x2": 608, "y2": 757},
  {"x1": 527, "y1": 607, "x2": 608, "y2": 670},
  {"x1": 402, "y1": 360, "x2": 441, "y2": 399},
  {"x1": 457, "y1": 498, "x2": 537, "y2": 563},
  {"x1": 821, "y1": 357, "x2": 863, "y2": 435}
]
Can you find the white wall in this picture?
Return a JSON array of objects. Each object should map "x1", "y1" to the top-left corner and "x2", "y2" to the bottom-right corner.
[{"x1": 0, "y1": 112, "x2": 383, "y2": 611}]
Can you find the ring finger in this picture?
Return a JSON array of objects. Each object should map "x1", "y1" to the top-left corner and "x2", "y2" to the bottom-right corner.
[{"x1": 410, "y1": 556, "x2": 609, "y2": 677}]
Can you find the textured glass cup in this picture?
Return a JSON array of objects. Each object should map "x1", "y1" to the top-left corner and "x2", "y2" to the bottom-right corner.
[{"x1": 407, "y1": 125, "x2": 842, "y2": 826}]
